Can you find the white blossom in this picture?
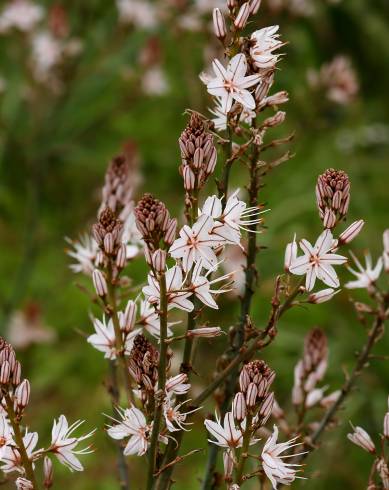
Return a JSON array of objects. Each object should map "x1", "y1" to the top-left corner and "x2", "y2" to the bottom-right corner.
[
  {"x1": 261, "y1": 425, "x2": 304, "y2": 489},
  {"x1": 66, "y1": 235, "x2": 98, "y2": 275},
  {"x1": 50, "y1": 416, "x2": 94, "y2": 472},
  {"x1": 204, "y1": 54, "x2": 261, "y2": 113},
  {"x1": 169, "y1": 215, "x2": 223, "y2": 272},
  {"x1": 87, "y1": 317, "x2": 140, "y2": 360},
  {"x1": 0, "y1": 415, "x2": 14, "y2": 458},
  {"x1": 345, "y1": 252, "x2": 383, "y2": 290},
  {"x1": 116, "y1": 0, "x2": 157, "y2": 28},
  {"x1": 143, "y1": 266, "x2": 194, "y2": 312},
  {"x1": 0, "y1": 0, "x2": 43, "y2": 33},
  {"x1": 250, "y1": 26, "x2": 283, "y2": 70},
  {"x1": 163, "y1": 399, "x2": 199, "y2": 432},
  {"x1": 0, "y1": 430, "x2": 38, "y2": 474},
  {"x1": 289, "y1": 229, "x2": 347, "y2": 291},
  {"x1": 107, "y1": 407, "x2": 151, "y2": 456},
  {"x1": 204, "y1": 412, "x2": 245, "y2": 449}
]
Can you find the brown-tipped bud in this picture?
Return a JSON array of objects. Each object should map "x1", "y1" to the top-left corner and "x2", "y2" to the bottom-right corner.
[
  {"x1": 338, "y1": 220, "x2": 364, "y2": 245},
  {"x1": 12, "y1": 361, "x2": 21, "y2": 385},
  {"x1": 0, "y1": 361, "x2": 10, "y2": 384},
  {"x1": 246, "y1": 383, "x2": 258, "y2": 407},
  {"x1": 249, "y1": 0, "x2": 261, "y2": 15},
  {"x1": 92, "y1": 207, "x2": 123, "y2": 251},
  {"x1": 234, "y1": 2, "x2": 250, "y2": 29},
  {"x1": 213, "y1": 8, "x2": 226, "y2": 40},
  {"x1": 223, "y1": 450, "x2": 234, "y2": 479},
  {"x1": 263, "y1": 111, "x2": 286, "y2": 128},
  {"x1": 15, "y1": 379, "x2": 31, "y2": 408},
  {"x1": 179, "y1": 114, "x2": 217, "y2": 190},
  {"x1": 43, "y1": 456, "x2": 53, "y2": 489},
  {"x1": 255, "y1": 71, "x2": 274, "y2": 102},
  {"x1": 308, "y1": 288, "x2": 338, "y2": 304},
  {"x1": 316, "y1": 168, "x2": 350, "y2": 229},
  {"x1": 187, "y1": 327, "x2": 222, "y2": 338},
  {"x1": 151, "y1": 249, "x2": 167, "y2": 272},
  {"x1": 129, "y1": 334, "x2": 159, "y2": 393},
  {"x1": 233, "y1": 392, "x2": 247, "y2": 421},
  {"x1": 116, "y1": 243, "x2": 127, "y2": 269},
  {"x1": 92, "y1": 269, "x2": 108, "y2": 297},
  {"x1": 241, "y1": 360, "x2": 275, "y2": 396},
  {"x1": 227, "y1": 0, "x2": 237, "y2": 8},
  {"x1": 135, "y1": 194, "x2": 173, "y2": 250},
  {"x1": 15, "y1": 478, "x2": 34, "y2": 490},
  {"x1": 262, "y1": 91, "x2": 289, "y2": 107}
]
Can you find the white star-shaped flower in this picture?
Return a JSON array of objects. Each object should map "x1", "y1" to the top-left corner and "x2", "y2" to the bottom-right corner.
[
  {"x1": 107, "y1": 406, "x2": 151, "y2": 456},
  {"x1": 204, "y1": 412, "x2": 244, "y2": 449},
  {"x1": 345, "y1": 251, "x2": 383, "y2": 290},
  {"x1": 205, "y1": 54, "x2": 261, "y2": 113},
  {"x1": 49, "y1": 415, "x2": 95, "y2": 472},
  {"x1": 169, "y1": 215, "x2": 223, "y2": 272},
  {"x1": 261, "y1": 425, "x2": 305, "y2": 489},
  {"x1": 289, "y1": 229, "x2": 347, "y2": 291}
]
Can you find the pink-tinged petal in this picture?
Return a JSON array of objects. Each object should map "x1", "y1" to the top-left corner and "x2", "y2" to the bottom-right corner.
[
  {"x1": 193, "y1": 214, "x2": 213, "y2": 238},
  {"x1": 171, "y1": 296, "x2": 194, "y2": 312},
  {"x1": 202, "y1": 196, "x2": 222, "y2": 218},
  {"x1": 289, "y1": 255, "x2": 310, "y2": 275},
  {"x1": 182, "y1": 248, "x2": 194, "y2": 272},
  {"x1": 316, "y1": 264, "x2": 339, "y2": 288},
  {"x1": 233, "y1": 89, "x2": 256, "y2": 110},
  {"x1": 315, "y1": 229, "x2": 333, "y2": 255},
  {"x1": 204, "y1": 419, "x2": 228, "y2": 446},
  {"x1": 305, "y1": 266, "x2": 317, "y2": 291},
  {"x1": 221, "y1": 92, "x2": 233, "y2": 113},
  {"x1": 237, "y1": 73, "x2": 262, "y2": 89},
  {"x1": 212, "y1": 58, "x2": 228, "y2": 79},
  {"x1": 169, "y1": 237, "x2": 188, "y2": 255},
  {"x1": 299, "y1": 239, "x2": 313, "y2": 256},
  {"x1": 227, "y1": 53, "x2": 247, "y2": 79},
  {"x1": 123, "y1": 435, "x2": 144, "y2": 456},
  {"x1": 320, "y1": 253, "x2": 347, "y2": 265}
]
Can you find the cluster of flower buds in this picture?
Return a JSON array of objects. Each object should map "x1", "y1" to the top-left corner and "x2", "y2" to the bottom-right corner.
[
  {"x1": 0, "y1": 338, "x2": 29, "y2": 415},
  {"x1": 128, "y1": 334, "x2": 160, "y2": 405},
  {"x1": 134, "y1": 194, "x2": 176, "y2": 252},
  {"x1": 92, "y1": 207, "x2": 124, "y2": 260},
  {"x1": 234, "y1": 360, "x2": 275, "y2": 424},
  {"x1": 178, "y1": 113, "x2": 217, "y2": 192},
  {"x1": 292, "y1": 328, "x2": 328, "y2": 407},
  {"x1": 316, "y1": 168, "x2": 350, "y2": 229},
  {"x1": 100, "y1": 152, "x2": 135, "y2": 218}
]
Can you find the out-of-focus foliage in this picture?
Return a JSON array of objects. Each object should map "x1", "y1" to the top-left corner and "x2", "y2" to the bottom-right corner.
[{"x1": 0, "y1": 0, "x2": 388, "y2": 488}]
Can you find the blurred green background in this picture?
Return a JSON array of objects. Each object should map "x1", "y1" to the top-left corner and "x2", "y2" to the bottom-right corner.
[{"x1": 0, "y1": 0, "x2": 389, "y2": 488}]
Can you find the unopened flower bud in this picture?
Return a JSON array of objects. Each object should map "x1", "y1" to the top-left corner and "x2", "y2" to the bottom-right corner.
[
  {"x1": 249, "y1": 0, "x2": 261, "y2": 14},
  {"x1": 263, "y1": 91, "x2": 289, "y2": 107},
  {"x1": 227, "y1": 0, "x2": 237, "y2": 8},
  {"x1": 347, "y1": 426, "x2": 376, "y2": 454},
  {"x1": 44, "y1": 456, "x2": 53, "y2": 489},
  {"x1": 246, "y1": 382, "x2": 258, "y2": 407},
  {"x1": 233, "y1": 392, "x2": 247, "y2": 421},
  {"x1": 223, "y1": 450, "x2": 234, "y2": 479},
  {"x1": 0, "y1": 361, "x2": 10, "y2": 384},
  {"x1": 305, "y1": 387, "x2": 325, "y2": 408},
  {"x1": 16, "y1": 478, "x2": 33, "y2": 490},
  {"x1": 151, "y1": 249, "x2": 167, "y2": 272},
  {"x1": 259, "y1": 392, "x2": 274, "y2": 423},
  {"x1": 187, "y1": 327, "x2": 222, "y2": 338},
  {"x1": 213, "y1": 8, "x2": 226, "y2": 40},
  {"x1": 384, "y1": 412, "x2": 389, "y2": 439},
  {"x1": 323, "y1": 208, "x2": 337, "y2": 229},
  {"x1": 338, "y1": 219, "x2": 364, "y2": 245},
  {"x1": 103, "y1": 233, "x2": 114, "y2": 254},
  {"x1": 116, "y1": 243, "x2": 127, "y2": 269},
  {"x1": 234, "y1": 2, "x2": 250, "y2": 29},
  {"x1": 255, "y1": 71, "x2": 274, "y2": 102},
  {"x1": 15, "y1": 379, "x2": 31, "y2": 408},
  {"x1": 164, "y1": 219, "x2": 177, "y2": 246},
  {"x1": 12, "y1": 361, "x2": 21, "y2": 385},
  {"x1": 320, "y1": 390, "x2": 341, "y2": 408},
  {"x1": 121, "y1": 300, "x2": 136, "y2": 333},
  {"x1": 263, "y1": 111, "x2": 286, "y2": 128},
  {"x1": 308, "y1": 288, "x2": 339, "y2": 304},
  {"x1": 239, "y1": 368, "x2": 250, "y2": 392},
  {"x1": 316, "y1": 169, "x2": 350, "y2": 228},
  {"x1": 284, "y1": 236, "x2": 297, "y2": 272},
  {"x1": 183, "y1": 166, "x2": 195, "y2": 190},
  {"x1": 166, "y1": 373, "x2": 188, "y2": 393},
  {"x1": 92, "y1": 269, "x2": 108, "y2": 297}
]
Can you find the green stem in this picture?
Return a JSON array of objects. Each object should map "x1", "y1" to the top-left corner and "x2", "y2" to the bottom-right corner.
[
  {"x1": 4, "y1": 392, "x2": 38, "y2": 489},
  {"x1": 235, "y1": 414, "x2": 253, "y2": 485},
  {"x1": 146, "y1": 272, "x2": 168, "y2": 490}
]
